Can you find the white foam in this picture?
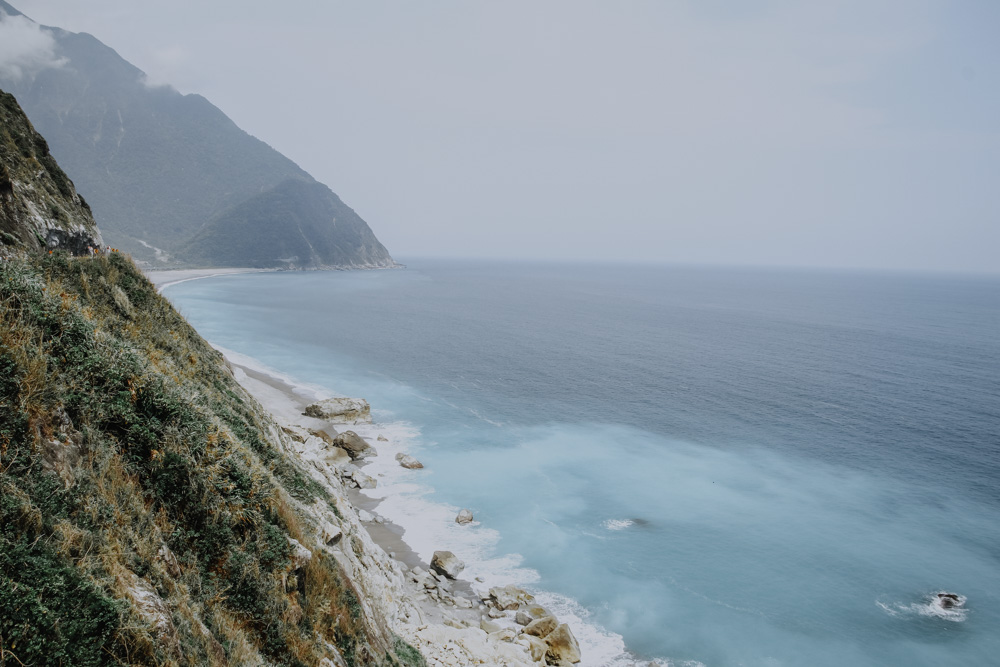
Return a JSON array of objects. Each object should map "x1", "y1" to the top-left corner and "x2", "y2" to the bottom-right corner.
[
  {"x1": 604, "y1": 518, "x2": 635, "y2": 531},
  {"x1": 220, "y1": 347, "x2": 683, "y2": 666},
  {"x1": 876, "y1": 592, "x2": 968, "y2": 622}
]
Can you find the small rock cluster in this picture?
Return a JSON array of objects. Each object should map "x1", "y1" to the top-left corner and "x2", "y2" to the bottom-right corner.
[{"x1": 479, "y1": 586, "x2": 582, "y2": 665}]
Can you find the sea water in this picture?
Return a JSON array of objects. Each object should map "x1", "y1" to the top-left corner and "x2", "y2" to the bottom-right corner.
[{"x1": 163, "y1": 260, "x2": 1000, "y2": 666}]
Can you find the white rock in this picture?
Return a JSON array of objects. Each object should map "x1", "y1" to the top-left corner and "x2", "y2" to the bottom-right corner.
[
  {"x1": 304, "y1": 397, "x2": 371, "y2": 423},
  {"x1": 351, "y1": 469, "x2": 377, "y2": 489},
  {"x1": 490, "y1": 585, "x2": 534, "y2": 611},
  {"x1": 395, "y1": 452, "x2": 424, "y2": 469},
  {"x1": 455, "y1": 508, "x2": 474, "y2": 525},
  {"x1": 377, "y1": 434, "x2": 388, "y2": 442}
]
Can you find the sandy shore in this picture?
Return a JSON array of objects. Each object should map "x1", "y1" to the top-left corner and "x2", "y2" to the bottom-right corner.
[{"x1": 145, "y1": 267, "x2": 270, "y2": 292}]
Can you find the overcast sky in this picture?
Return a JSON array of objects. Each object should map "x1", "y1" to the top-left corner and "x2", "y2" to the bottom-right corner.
[{"x1": 9, "y1": 1, "x2": 1000, "y2": 272}]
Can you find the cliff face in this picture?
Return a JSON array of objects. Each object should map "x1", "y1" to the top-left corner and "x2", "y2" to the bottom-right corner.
[
  {"x1": 0, "y1": 2, "x2": 396, "y2": 269},
  {"x1": 0, "y1": 89, "x2": 102, "y2": 254},
  {"x1": 0, "y1": 89, "x2": 421, "y2": 666}
]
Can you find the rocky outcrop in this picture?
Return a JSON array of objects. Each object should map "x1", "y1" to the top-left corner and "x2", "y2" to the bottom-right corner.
[
  {"x1": 456, "y1": 508, "x2": 475, "y2": 525},
  {"x1": 305, "y1": 397, "x2": 372, "y2": 423},
  {"x1": 0, "y1": 89, "x2": 102, "y2": 255}
]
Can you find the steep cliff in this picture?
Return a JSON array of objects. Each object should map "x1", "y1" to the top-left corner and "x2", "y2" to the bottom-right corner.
[
  {"x1": 0, "y1": 2, "x2": 396, "y2": 269},
  {"x1": 0, "y1": 89, "x2": 101, "y2": 254},
  {"x1": 0, "y1": 89, "x2": 422, "y2": 666}
]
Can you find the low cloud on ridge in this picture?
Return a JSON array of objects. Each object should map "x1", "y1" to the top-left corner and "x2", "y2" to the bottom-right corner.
[{"x1": 0, "y1": 13, "x2": 66, "y2": 81}]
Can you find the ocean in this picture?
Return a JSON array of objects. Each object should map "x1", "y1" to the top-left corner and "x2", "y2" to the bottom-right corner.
[{"x1": 162, "y1": 259, "x2": 1000, "y2": 666}]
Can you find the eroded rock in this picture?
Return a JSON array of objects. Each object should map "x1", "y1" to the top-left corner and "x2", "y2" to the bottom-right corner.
[{"x1": 455, "y1": 509, "x2": 474, "y2": 525}]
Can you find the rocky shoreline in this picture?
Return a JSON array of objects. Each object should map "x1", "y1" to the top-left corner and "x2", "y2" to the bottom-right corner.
[{"x1": 225, "y1": 357, "x2": 584, "y2": 666}]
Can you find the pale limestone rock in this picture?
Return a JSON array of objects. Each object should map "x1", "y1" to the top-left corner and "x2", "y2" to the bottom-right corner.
[
  {"x1": 524, "y1": 616, "x2": 558, "y2": 639},
  {"x1": 304, "y1": 397, "x2": 371, "y2": 422},
  {"x1": 516, "y1": 634, "x2": 549, "y2": 663},
  {"x1": 490, "y1": 585, "x2": 534, "y2": 611},
  {"x1": 351, "y1": 468, "x2": 377, "y2": 489},
  {"x1": 377, "y1": 434, "x2": 388, "y2": 442},
  {"x1": 515, "y1": 610, "x2": 532, "y2": 626},
  {"x1": 430, "y1": 550, "x2": 465, "y2": 579},
  {"x1": 523, "y1": 604, "x2": 551, "y2": 622},
  {"x1": 544, "y1": 624, "x2": 582, "y2": 664},
  {"x1": 318, "y1": 520, "x2": 343, "y2": 547},
  {"x1": 481, "y1": 618, "x2": 503, "y2": 633},
  {"x1": 456, "y1": 508, "x2": 474, "y2": 525},
  {"x1": 490, "y1": 628, "x2": 518, "y2": 642},
  {"x1": 395, "y1": 452, "x2": 424, "y2": 469}
]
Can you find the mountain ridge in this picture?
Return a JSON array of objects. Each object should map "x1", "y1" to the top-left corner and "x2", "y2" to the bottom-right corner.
[{"x1": 0, "y1": 2, "x2": 396, "y2": 269}]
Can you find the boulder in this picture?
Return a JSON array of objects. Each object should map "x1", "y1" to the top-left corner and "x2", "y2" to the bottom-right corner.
[
  {"x1": 334, "y1": 431, "x2": 376, "y2": 459},
  {"x1": 524, "y1": 616, "x2": 558, "y2": 639},
  {"x1": 324, "y1": 447, "x2": 352, "y2": 468},
  {"x1": 480, "y1": 619, "x2": 502, "y2": 634},
  {"x1": 430, "y1": 550, "x2": 465, "y2": 579},
  {"x1": 304, "y1": 397, "x2": 371, "y2": 423},
  {"x1": 516, "y1": 634, "x2": 548, "y2": 662},
  {"x1": 545, "y1": 624, "x2": 582, "y2": 664},
  {"x1": 377, "y1": 434, "x2": 388, "y2": 442},
  {"x1": 523, "y1": 604, "x2": 551, "y2": 622},
  {"x1": 318, "y1": 520, "x2": 343, "y2": 547},
  {"x1": 455, "y1": 509, "x2": 474, "y2": 525},
  {"x1": 351, "y1": 469, "x2": 377, "y2": 489},
  {"x1": 308, "y1": 427, "x2": 338, "y2": 446},
  {"x1": 490, "y1": 585, "x2": 534, "y2": 611},
  {"x1": 395, "y1": 452, "x2": 424, "y2": 469}
]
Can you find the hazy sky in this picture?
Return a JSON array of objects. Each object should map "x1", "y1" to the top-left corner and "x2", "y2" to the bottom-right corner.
[{"x1": 9, "y1": 1, "x2": 1000, "y2": 272}]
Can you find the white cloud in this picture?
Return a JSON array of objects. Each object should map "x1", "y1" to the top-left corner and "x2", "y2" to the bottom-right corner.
[{"x1": 0, "y1": 13, "x2": 67, "y2": 81}]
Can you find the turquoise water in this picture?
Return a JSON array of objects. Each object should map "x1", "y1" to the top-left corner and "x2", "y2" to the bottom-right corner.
[{"x1": 164, "y1": 260, "x2": 1000, "y2": 666}]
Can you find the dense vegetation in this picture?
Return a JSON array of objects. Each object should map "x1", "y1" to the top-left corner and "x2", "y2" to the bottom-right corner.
[{"x1": 0, "y1": 251, "x2": 421, "y2": 666}]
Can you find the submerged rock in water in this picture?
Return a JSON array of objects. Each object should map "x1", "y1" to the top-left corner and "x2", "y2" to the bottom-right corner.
[
  {"x1": 455, "y1": 508, "x2": 474, "y2": 525},
  {"x1": 395, "y1": 452, "x2": 424, "y2": 469},
  {"x1": 304, "y1": 397, "x2": 371, "y2": 423},
  {"x1": 936, "y1": 592, "x2": 964, "y2": 609}
]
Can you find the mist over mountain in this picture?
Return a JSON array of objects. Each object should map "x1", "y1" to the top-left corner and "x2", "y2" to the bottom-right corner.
[{"x1": 0, "y1": 0, "x2": 396, "y2": 269}]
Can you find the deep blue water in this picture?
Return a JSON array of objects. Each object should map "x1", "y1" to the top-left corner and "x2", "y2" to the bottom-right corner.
[{"x1": 164, "y1": 260, "x2": 1000, "y2": 666}]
